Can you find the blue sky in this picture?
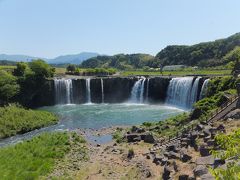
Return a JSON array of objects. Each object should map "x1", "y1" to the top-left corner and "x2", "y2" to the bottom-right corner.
[{"x1": 0, "y1": 0, "x2": 240, "y2": 58}]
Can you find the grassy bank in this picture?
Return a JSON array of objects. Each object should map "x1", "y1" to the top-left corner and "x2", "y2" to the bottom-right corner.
[
  {"x1": 0, "y1": 104, "x2": 58, "y2": 139},
  {"x1": 0, "y1": 132, "x2": 87, "y2": 179}
]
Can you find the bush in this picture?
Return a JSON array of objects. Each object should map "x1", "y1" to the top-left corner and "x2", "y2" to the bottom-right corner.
[
  {"x1": 112, "y1": 129, "x2": 125, "y2": 143},
  {"x1": 0, "y1": 70, "x2": 20, "y2": 104},
  {"x1": 210, "y1": 128, "x2": 240, "y2": 179},
  {"x1": 0, "y1": 104, "x2": 58, "y2": 139}
]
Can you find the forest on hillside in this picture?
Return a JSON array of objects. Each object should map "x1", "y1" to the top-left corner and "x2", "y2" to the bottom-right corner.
[{"x1": 82, "y1": 33, "x2": 240, "y2": 69}]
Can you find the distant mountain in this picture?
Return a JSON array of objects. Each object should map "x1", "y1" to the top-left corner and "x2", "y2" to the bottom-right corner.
[
  {"x1": 47, "y1": 52, "x2": 99, "y2": 64},
  {"x1": 0, "y1": 54, "x2": 44, "y2": 62},
  {"x1": 0, "y1": 52, "x2": 100, "y2": 65}
]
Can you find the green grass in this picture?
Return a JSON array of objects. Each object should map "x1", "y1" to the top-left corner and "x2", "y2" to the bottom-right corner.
[
  {"x1": 0, "y1": 65, "x2": 15, "y2": 72},
  {"x1": 0, "y1": 104, "x2": 58, "y2": 139},
  {"x1": 121, "y1": 69, "x2": 231, "y2": 76},
  {"x1": 0, "y1": 132, "x2": 87, "y2": 179}
]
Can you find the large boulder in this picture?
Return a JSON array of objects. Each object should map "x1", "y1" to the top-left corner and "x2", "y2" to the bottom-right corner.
[
  {"x1": 144, "y1": 134, "x2": 156, "y2": 144},
  {"x1": 200, "y1": 173, "x2": 215, "y2": 180},
  {"x1": 224, "y1": 109, "x2": 240, "y2": 120},
  {"x1": 153, "y1": 155, "x2": 164, "y2": 165},
  {"x1": 199, "y1": 145, "x2": 211, "y2": 157},
  {"x1": 180, "y1": 153, "x2": 192, "y2": 162},
  {"x1": 178, "y1": 174, "x2": 189, "y2": 180},
  {"x1": 166, "y1": 144, "x2": 179, "y2": 152},
  {"x1": 193, "y1": 165, "x2": 208, "y2": 177},
  {"x1": 162, "y1": 166, "x2": 173, "y2": 180},
  {"x1": 125, "y1": 134, "x2": 141, "y2": 142},
  {"x1": 165, "y1": 151, "x2": 180, "y2": 159},
  {"x1": 196, "y1": 155, "x2": 214, "y2": 165}
]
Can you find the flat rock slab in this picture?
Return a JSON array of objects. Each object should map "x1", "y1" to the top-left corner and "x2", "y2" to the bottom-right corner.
[{"x1": 196, "y1": 155, "x2": 214, "y2": 165}]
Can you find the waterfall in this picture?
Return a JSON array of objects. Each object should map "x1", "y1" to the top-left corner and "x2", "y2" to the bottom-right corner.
[
  {"x1": 86, "y1": 78, "x2": 91, "y2": 103},
  {"x1": 101, "y1": 78, "x2": 104, "y2": 103},
  {"x1": 54, "y1": 79, "x2": 73, "y2": 104},
  {"x1": 200, "y1": 79, "x2": 210, "y2": 99},
  {"x1": 166, "y1": 77, "x2": 201, "y2": 109},
  {"x1": 190, "y1": 77, "x2": 201, "y2": 106},
  {"x1": 130, "y1": 77, "x2": 146, "y2": 103},
  {"x1": 140, "y1": 78, "x2": 146, "y2": 103},
  {"x1": 145, "y1": 78, "x2": 150, "y2": 102}
]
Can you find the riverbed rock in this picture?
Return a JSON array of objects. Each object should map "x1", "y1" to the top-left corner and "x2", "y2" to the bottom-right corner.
[
  {"x1": 126, "y1": 134, "x2": 141, "y2": 142},
  {"x1": 144, "y1": 134, "x2": 156, "y2": 144},
  {"x1": 162, "y1": 166, "x2": 173, "y2": 180},
  {"x1": 224, "y1": 108, "x2": 240, "y2": 120},
  {"x1": 200, "y1": 173, "x2": 215, "y2": 180},
  {"x1": 196, "y1": 155, "x2": 214, "y2": 165},
  {"x1": 178, "y1": 174, "x2": 189, "y2": 180},
  {"x1": 193, "y1": 165, "x2": 208, "y2": 177},
  {"x1": 153, "y1": 155, "x2": 163, "y2": 165},
  {"x1": 199, "y1": 145, "x2": 211, "y2": 157},
  {"x1": 165, "y1": 151, "x2": 180, "y2": 159},
  {"x1": 180, "y1": 152, "x2": 192, "y2": 162}
]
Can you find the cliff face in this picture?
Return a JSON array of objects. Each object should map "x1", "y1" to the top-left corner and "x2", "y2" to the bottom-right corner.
[
  {"x1": 32, "y1": 77, "x2": 172, "y2": 107},
  {"x1": 30, "y1": 80, "x2": 55, "y2": 107},
  {"x1": 148, "y1": 77, "x2": 171, "y2": 103}
]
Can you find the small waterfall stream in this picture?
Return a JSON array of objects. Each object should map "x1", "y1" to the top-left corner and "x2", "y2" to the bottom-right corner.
[
  {"x1": 130, "y1": 77, "x2": 146, "y2": 103},
  {"x1": 101, "y1": 79, "x2": 104, "y2": 103},
  {"x1": 139, "y1": 78, "x2": 146, "y2": 103},
  {"x1": 54, "y1": 79, "x2": 73, "y2": 104},
  {"x1": 200, "y1": 79, "x2": 210, "y2": 99},
  {"x1": 166, "y1": 77, "x2": 201, "y2": 109},
  {"x1": 145, "y1": 78, "x2": 150, "y2": 102},
  {"x1": 86, "y1": 78, "x2": 91, "y2": 103},
  {"x1": 190, "y1": 77, "x2": 201, "y2": 105}
]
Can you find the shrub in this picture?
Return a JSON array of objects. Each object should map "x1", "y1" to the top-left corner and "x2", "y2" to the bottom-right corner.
[
  {"x1": 0, "y1": 104, "x2": 58, "y2": 139},
  {"x1": 210, "y1": 129, "x2": 240, "y2": 179}
]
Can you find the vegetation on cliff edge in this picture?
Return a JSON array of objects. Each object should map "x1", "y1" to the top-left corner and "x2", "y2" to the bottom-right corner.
[{"x1": 0, "y1": 104, "x2": 58, "y2": 139}]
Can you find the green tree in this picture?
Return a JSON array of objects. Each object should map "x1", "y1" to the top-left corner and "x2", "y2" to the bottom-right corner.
[
  {"x1": 66, "y1": 64, "x2": 76, "y2": 73},
  {"x1": 0, "y1": 70, "x2": 20, "y2": 104},
  {"x1": 13, "y1": 62, "x2": 28, "y2": 76},
  {"x1": 224, "y1": 46, "x2": 240, "y2": 77},
  {"x1": 29, "y1": 59, "x2": 54, "y2": 79}
]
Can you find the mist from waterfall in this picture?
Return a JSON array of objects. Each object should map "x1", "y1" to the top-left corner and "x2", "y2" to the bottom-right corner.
[
  {"x1": 86, "y1": 78, "x2": 91, "y2": 103},
  {"x1": 166, "y1": 77, "x2": 201, "y2": 109},
  {"x1": 200, "y1": 79, "x2": 210, "y2": 99},
  {"x1": 101, "y1": 79, "x2": 104, "y2": 103},
  {"x1": 54, "y1": 79, "x2": 73, "y2": 104}
]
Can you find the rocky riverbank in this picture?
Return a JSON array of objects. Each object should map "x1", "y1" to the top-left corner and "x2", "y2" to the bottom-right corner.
[{"x1": 44, "y1": 107, "x2": 240, "y2": 179}]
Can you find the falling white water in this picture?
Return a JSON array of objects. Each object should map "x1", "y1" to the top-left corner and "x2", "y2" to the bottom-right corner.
[
  {"x1": 54, "y1": 79, "x2": 73, "y2": 104},
  {"x1": 101, "y1": 78, "x2": 104, "y2": 103},
  {"x1": 130, "y1": 77, "x2": 146, "y2": 103},
  {"x1": 145, "y1": 78, "x2": 150, "y2": 103},
  {"x1": 166, "y1": 77, "x2": 199, "y2": 109},
  {"x1": 130, "y1": 79, "x2": 143, "y2": 103},
  {"x1": 190, "y1": 77, "x2": 201, "y2": 106},
  {"x1": 200, "y1": 79, "x2": 210, "y2": 99},
  {"x1": 140, "y1": 78, "x2": 146, "y2": 103},
  {"x1": 86, "y1": 78, "x2": 91, "y2": 103}
]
